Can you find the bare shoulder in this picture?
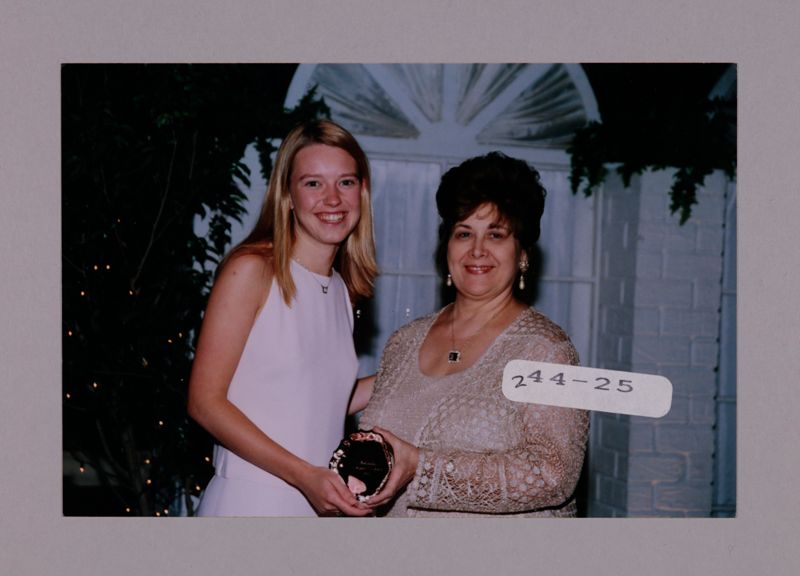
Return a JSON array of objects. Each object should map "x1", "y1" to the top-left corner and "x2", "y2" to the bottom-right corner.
[
  {"x1": 219, "y1": 251, "x2": 273, "y2": 281},
  {"x1": 211, "y1": 250, "x2": 274, "y2": 313}
]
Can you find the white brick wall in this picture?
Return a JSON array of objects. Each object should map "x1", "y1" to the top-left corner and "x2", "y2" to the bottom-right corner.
[{"x1": 588, "y1": 169, "x2": 728, "y2": 517}]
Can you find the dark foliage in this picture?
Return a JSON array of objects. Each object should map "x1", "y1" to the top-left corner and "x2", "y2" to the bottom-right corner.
[
  {"x1": 62, "y1": 64, "x2": 326, "y2": 516},
  {"x1": 570, "y1": 64, "x2": 736, "y2": 224}
]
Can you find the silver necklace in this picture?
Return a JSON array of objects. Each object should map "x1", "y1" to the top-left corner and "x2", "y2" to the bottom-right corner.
[
  {"x1": 292, "y1": 258, "x2": 332, "y2": 294},
  {"x1": 447, "y1": 305, "x2": 495, "y2": 364}
]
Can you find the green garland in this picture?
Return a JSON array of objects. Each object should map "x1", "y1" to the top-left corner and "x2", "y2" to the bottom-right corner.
[{"x1": 568, "y1": 96, "x2": 736, "y2": 224}]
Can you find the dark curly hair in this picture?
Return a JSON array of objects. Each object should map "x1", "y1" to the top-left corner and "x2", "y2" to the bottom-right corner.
[{"x1": 435, "y1": 152, "x2": 547, "y2": 300}]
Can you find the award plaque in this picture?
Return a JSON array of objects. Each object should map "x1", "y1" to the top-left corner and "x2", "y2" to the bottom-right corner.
[{"x1": 329, "y1": 429, "x2": 394, "y2": 502}]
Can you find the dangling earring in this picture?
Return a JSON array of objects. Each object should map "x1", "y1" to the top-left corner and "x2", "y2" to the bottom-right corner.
[
  {"x1": 518, "y1": 259, "x2": 529, "y2": 290},
  {"x1": 446, "y1": 273, "x2": 453, "y2": 287}
]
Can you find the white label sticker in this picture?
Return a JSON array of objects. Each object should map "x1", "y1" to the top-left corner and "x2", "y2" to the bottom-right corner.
[{"x1": 502, "y1": 360, "x2": 673, "y2": 418}]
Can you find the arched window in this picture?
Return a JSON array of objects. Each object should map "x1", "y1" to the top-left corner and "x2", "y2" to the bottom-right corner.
[{"x1": 284, "y1": 63, "x2": 603, "y2": 374}]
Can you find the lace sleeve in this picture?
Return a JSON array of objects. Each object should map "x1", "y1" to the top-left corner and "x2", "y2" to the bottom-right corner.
[{"x1": 405, "y1": 341, "x2": 589, "y2": 514}]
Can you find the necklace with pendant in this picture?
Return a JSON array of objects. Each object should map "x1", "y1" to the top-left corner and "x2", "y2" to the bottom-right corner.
[
  {"x1": 447, "y1": 304, "x2": 495, "y2": 364},
  {"x1": 292, "y1": 257, "x2": 332, "y2": 294}
]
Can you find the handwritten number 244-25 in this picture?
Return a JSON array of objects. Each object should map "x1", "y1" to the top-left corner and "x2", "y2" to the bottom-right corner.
[{"x1": 511, "y1": 370, "x2": 633, "y2": 393}]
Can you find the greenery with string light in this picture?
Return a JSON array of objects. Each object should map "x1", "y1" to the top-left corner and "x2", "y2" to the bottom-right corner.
[{"x1": 62, "y1": 64, "x2": 328, "y2": 516}]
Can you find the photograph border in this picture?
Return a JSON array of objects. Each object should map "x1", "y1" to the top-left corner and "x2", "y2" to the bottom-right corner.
[{"x1": 3, "y1": 1, "x2": 799, "y2": 574}]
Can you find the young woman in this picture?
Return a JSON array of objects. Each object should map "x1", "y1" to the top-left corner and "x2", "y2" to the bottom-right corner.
[{"x1": 188, "y1": 119, "x2": 378, "y2": 516}]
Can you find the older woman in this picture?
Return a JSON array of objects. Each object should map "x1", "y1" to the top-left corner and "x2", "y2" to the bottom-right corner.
[{"x1": 357, "y1": 152, "x2": 589, "y2": 517}]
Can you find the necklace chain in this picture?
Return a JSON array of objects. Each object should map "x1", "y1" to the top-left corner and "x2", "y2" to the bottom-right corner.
[
  {"x1": 447, "y1": 304, "x2": 495, "y2": 364},
  {"x1": 291, "y1": 257, "x2": 332, "y2": 294}
]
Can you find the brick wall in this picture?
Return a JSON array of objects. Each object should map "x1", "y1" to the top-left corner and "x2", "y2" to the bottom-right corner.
[{"x1": 588, "y1": 169, "x2": 728, "y2": 517}]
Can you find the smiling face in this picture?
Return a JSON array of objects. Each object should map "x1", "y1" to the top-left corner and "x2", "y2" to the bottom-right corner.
[
  {"x1": 447, "y1": 202, "x2": 524, "y2": 302},
  {"x1": 288, "y1": 143, "x2": 363, "y2": 260}
]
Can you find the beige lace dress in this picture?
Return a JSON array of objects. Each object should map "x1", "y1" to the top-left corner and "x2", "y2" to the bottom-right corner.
[{"x1": 358, "y1": 307, "x2": 589, "y2": 517}]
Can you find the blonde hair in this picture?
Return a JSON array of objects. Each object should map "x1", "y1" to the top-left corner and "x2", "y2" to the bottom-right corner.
[{"x1": 224, "y1": 119, "x2": 378, "y2": 305}]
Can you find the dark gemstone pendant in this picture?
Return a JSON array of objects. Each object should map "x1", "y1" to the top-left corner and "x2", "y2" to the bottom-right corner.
[
  {"x1": 448, "y1": 350, "x2": 461, "y2": 363},
  {"x1": 321, "y1": 285, "x2": 328, "y2": 294}
]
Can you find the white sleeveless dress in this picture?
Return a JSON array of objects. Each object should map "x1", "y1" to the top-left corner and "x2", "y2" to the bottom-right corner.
[{"x1": 196, "y1": 260, "x2": 358, "y2": 516}]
